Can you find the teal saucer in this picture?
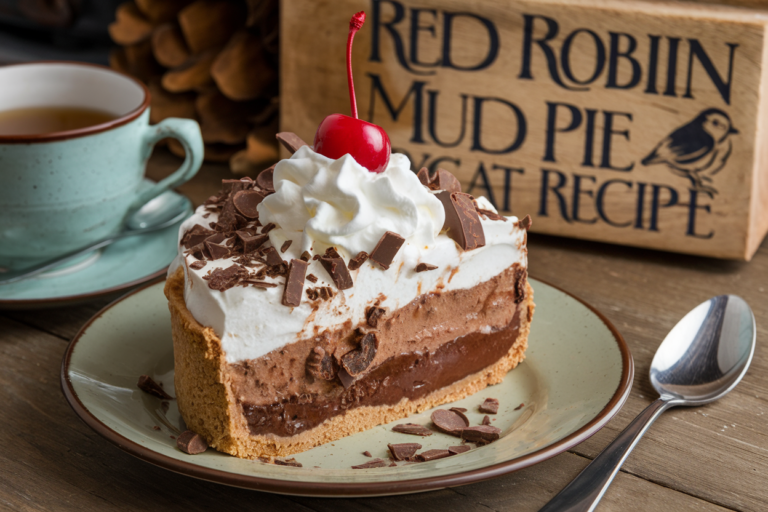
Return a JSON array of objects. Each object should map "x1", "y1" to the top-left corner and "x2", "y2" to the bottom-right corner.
[{"x1": 0, "y1": 182, "x2": 192, "y2": 310}]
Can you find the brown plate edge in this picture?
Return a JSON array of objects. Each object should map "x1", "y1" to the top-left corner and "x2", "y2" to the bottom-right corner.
[{"x1": 60, "y1": 276, "x2": 635, "y2": 497}]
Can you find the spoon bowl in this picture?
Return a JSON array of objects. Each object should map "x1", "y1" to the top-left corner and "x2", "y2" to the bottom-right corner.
[
  {"x1": 651, "y1": 295, "x2": 755, "y2": 405},
  {"x1": 126, "y1": 190, "x2": 191, "y2": 231}
]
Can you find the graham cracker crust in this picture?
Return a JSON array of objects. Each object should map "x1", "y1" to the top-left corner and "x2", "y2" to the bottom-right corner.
[{"x1": 165, "y1": 267, "x2": 535, "y2": 459}]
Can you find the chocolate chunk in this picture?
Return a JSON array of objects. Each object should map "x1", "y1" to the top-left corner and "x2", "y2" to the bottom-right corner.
[
  {"x1": 176, "y1": 430, "x2": 208, "y2": 454},
  {"x1": 392, "y1": 423, "x2": 433, "y2": 437},
  {"x1": 264, "y1": 246, "x2": 284, "y2": 266},
  {"x1": 479, "y1": 398, "x2": 499, "y2": 414},
  {"x1": 475, "y1": 207, "x2": 507, "y2": 222},
  {"x1": 448, "y1": 445, "x2": 471, "y2": 455},
  {"x1": 205, "y1": 265, "x2": 249, "y2": 291},
  {"x1": 216, "y1": 200, "x2": 239, "y2": 232},
  {"x1": 518, "y1": 214, "x2": 532, "y2": 230},
  {"x1": 369, "y1": 231, "x2": 405, "y2": 270},
  {"x1": 306, "y1": 273, "x2": 318, "y2": 283},
  {"x1": 232, "y1": 190, "x2": 264, "y2": 219},
  {"x1": 300, "y1": 251, "x2": 311, "y2": 262},
  {"x1": 347, "y1": 251, "x2": 369, "y2": 271},
  {"x1": 515, "y1": 403, "x2": 525, "y2": 411},
  {"x1": 461, "y1": 425, "x2": 501, "y2": 445},
  {"x1": 352, "y1": 458, "x2": 388, "y2": 469},
  {"x1": 205, "y1": 240, "x2": 231, "y2": 260},
  {"x1": 340, "y1": 332, "x2": 378, "y2": 376},
  {"x1": 247, "y1": 281, "x2": 278, "y2": 288},
  {"x1": 276, "y1": 132, "x2": 308, "y2": 153},
  {"x1": 189, "y1": 260, "x2": 206, "y2": 270},
  {"x1": 514, "y1": 267, "x2": 528, "y2": 304},
  {"x1": 261, "y1": 222, "x2": 276, "y2": 234},
  {"x1": 222, "y1": 178, "x2": 252, "y2": 194},
  {"x1": 417, "y1": 167, "x2": 462, "y2": 193},
  {"x1": 306, "y1": 346, "x2": 336, "y2": 381},
  {"x1": 437, "y1": 191, "x2": 486, "y2": 251},
  {"x1": 274, "y1": 458, "x2": 303, "y2": 467},
  {"x1": 137, "y1": 375, "x2": 173, "y2": 400},
  {"x1": 431, "y1": 409, "x2": 470, "y2": 436},
  {"x1": 337, "y1": 367, "x2": 356, "y2": 389},
  {"x1": 482, "y1": 415, "x2": 491, "y2": 426},
  {"x1": 363, "y1": 451, "x2": 372, "y2": 457},
  {"x1": 366, "y1": 306, "x2": 386, "y2": 328},
  {"x1": 282, "y1": 259, "x2": 308, "y2": 307},
  {"x1": 387, "y1": 443, "x2": 421, "y2": 461},
  {"x1": 256, "y1": 165, "x2": 275, "y2": 194},
  {"x1": 306, "y1": 286, "x2": 335, "y2": 301},
  {"x1": 450, "y1": 408, "x2": 470, "y2": 426},
  {"x1": 319, "y1": 253, "x2": 353, "y2": 290},
  {"x1": 204, "y1": 233, "x2": 226, "y2": 245},
  {"x1": 415, "y1": 263, "x2": 438, "y2": 272},
  {"x1": 280, "y1": 240, "x2": 292, "y2": 253},
  {"x1": 181, "y1": 224, "x2": 215, "y2": 249},
  {"x1": 416, "y1": 449, "x2": 451, "y2": 462},
  {"x1": 237, "y1": 231, "x2": 268, "y2": 253}
]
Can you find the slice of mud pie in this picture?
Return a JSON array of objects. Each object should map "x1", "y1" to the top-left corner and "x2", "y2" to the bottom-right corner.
[{"x1": 164, "y1": 140, "x2": 534, "y2": 459}]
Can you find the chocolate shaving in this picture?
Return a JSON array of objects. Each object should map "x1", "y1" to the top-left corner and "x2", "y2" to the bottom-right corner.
[
  {"x1": 237, "y1": 231, "x2": 268, "y2": 254},
  {"x1": 340, "y1": 332, "x2": 378, "y2": 376},
  {"x1": 450, "y1": 408, "x2": 470, "y2": 426},
  {"x1": 306, "y1": 287, "x2": 335, "y2": 301},
  {"x1": 431, "y1": 409, "x2": 470, "y2": 436},
  {"x1": 417, "y1": 167, "x2": 462, "y2": 193},
  {"x1": 222, "y1": 178, "x2": 252, "y2": 194},
  {"x1": 363, "y1": 451, "x2": 372, "y2": 457},
  {"x1": 256, "y1": 165, "x2": 275, "y2": 194},
  {"x1": 205, "y1": 265, "x2": 250, "y2": 292},
  {"x1": 448, "y1": 445, "x2": 471, "y2": 455},
  {"x1": 176, "y1": 430, "x2": 208, "y2": 454},
  {"x1": 352, "y1": 458, "x2": 388, "y2": 469},
  {"x1": 189, "y1": 260, "x2": 206, "y2": 270},
  {"x1": 461, "y1": 425, "x2": 501, "y2": 445},
  {"x1": 205, "y1": 241, "x2": 231, "y2": 260},
  {"x1": 276, "y1": 132, "x2": 308, "y2": 153},
  {"x1": 282, "y1": 259, "x2": 308, "y2": 307},
  {"x1": 416, "y1": 449, "x2": 451, "y2": 462},
  {"x1": 515, "y1": 403, "x2": 525, "y2": 411},
  {"x1": 306, "y1": 273, "x2": 318, "y2": 283},
  {"x1": 437, "y1": 191, "x2": 486, "y2": 251},
  {"x1": 366, "y1": 306, "x2": 386, "y2": 328},
  {"x1": 415, "y1": 263, "x2": 438, "y2": 273},
  {"x1": 482, "y1": 415, "x2": 491, "y2": 425},
  {"x1": 306, "y1": 346, "x2": 337, "y2": 380},
  {"x1": 451, "y1": 407, "x2": 467, "y2": 413},
  {"x1": 392, "y1": 423, "x2": 433, "y2": 437},
  {"x1": 181, "y1": 224, "x2": 215, "y2": 249},
  {"x1": 137, "y1": 375, "x2": 173, "y2": 400},
  {"x1": 319, "y1": 251, "x2": 353, "y2": 290},
  {"x1": 388, "y1": 443, "x2": 422, "y2": 461},
  {"x1": 264, "y1": 246, "x2": 284, "y2": 266},
  {"x1": 369, "y1": 231, "x2": 405, "y2": 270},
  {"x1": 475, "y1": 207, "x2": 507, "y2": 222},
  {"x1": 261, "y1": 222, "x2": 276, "y2": 234},
  {"x1": 247, "y1": 281, "x2": 278, "y2": 288},
  {"x1": 479, "y1": 398, "x2": 499, "y2": 414},
  {"x1": 232, "y1": 190, "x2": 264, "y2": 219},
  {"x1": 280, "y1": 240, "x2": 292, "y2": 253},
  {"x1": 518, "y1": 214, "x2": 532, "y2": 230},
  {"x1": 300, "y1": 251, "x2": 311, "y2": 262},
  {"x1": 274, "y1": 458, "x2": 303, "y2": 467},
  {"x1": 347, "y1": 251, "x2": 369, "y2": 271}
]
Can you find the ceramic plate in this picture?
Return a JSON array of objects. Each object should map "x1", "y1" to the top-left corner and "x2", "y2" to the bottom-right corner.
[
  {"x1": 62, "y1": 277, "x2": 633, "y2": 497},
  {"x1": 0, "y1": 180, "x2": 191, "y2": 309}
]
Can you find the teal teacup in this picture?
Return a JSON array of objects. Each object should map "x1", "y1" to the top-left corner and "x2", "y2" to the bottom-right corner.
[{"x1": 0, "y1": 62, "x2": 204, "y2": 270}]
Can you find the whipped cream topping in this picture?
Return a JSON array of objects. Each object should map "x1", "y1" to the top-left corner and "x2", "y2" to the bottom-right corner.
[
  {"x1": 258, "y1": 146, "x2": 444, "y2": 258},
  {"x1": 172, "y1": 149, "x2": 527, "y2": 363}
]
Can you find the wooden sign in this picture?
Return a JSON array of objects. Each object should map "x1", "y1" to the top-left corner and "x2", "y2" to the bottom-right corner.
[{"x1": 280, "y1": 0, "x2": 768, "y2": 260}]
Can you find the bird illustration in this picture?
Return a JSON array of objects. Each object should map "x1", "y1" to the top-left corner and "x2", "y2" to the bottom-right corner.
[{"x1": 641, "y1": 108, "x2": 738, "y2": 196}]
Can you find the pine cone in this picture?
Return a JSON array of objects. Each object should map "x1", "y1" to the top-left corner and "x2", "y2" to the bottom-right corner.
[{"x1": 109, "y1": 0, "x2": 279, "y2": 171}]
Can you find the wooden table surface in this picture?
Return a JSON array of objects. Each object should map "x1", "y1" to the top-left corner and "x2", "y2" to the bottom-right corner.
[{"x1": 1, "y1": 150, "x2": 766, "y2": 512}]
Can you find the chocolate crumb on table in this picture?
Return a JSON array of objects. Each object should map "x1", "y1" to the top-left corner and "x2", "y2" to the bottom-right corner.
[
  {"x1": 387, "y1": 443, "x2": 422, "y2": 461},
  {"x1": 461, "y1": 425, "x2": 502, "y2": 445},
  {"x1": 448, "y1": 445, "x2": 471, "y2": 455},
  {"x1": 392, "y1": 423, "x2": 433, "y2": 436},
  {"x1": 479, "y1": 398, "x2": 500, "y2": 414},
  {"x1": 176, "y1": 430, "x2": 208, "y2": 454},
  {"x1": 415, "y1": 262, "x2": 438, "y2": 272},
  {"x1": 416, "y1": 449, "x2": 452, "y2": 462},
  {"x1": 274, "y1": 458, "x2": 303, "y2": 467},
  {"x1": 450, "y1": 407, "x2": 470, "y2": 426},
  {"x1": 482, "y1": 415, "x2": 491, "y2": 426},
  {"x1": 352, "y1": 458, "x2": 388, "y2": 469},
  {"x1": 431, "y1": 409, "x2": 469, "y2": 436},
  {"x1": 515, "y1": 403, "x2": 525, "y2": 410},
  {"x1": 363, "y1": 451, "x2": 372, "y2": 457},
  {"x1": 369, "y1": 231, "x2": 405, "y2": 269},
  {"x1": 137, "y1": 375, "x2": 173, "y2": 400}
]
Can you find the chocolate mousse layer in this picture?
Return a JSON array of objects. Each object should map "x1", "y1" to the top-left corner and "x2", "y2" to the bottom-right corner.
[{"x1": 241, "y1": 304, "x2": 525, "y2": 437}]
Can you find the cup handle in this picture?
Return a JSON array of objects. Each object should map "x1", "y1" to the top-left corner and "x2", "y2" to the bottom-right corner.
[{"x1": 129, "y1": 117, "x2": 204, "y2": 212}]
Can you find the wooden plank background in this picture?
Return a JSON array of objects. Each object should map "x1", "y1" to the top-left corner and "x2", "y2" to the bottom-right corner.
[{"x1": 0, "y1": 149, "x2": 765, "y2": 511}]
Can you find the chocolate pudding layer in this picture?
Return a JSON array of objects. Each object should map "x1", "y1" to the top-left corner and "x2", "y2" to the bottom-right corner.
[{"x1": 241, "y1": 305, "x2": 524, "y2": 437}]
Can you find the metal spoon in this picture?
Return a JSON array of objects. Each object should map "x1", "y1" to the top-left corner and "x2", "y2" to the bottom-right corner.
[
  {"x1": 0, "y1": 191, "x2": 192, "y2": 285},
  {"x1": 540, "y1": 294, "x2": 755, "y2": 512}
]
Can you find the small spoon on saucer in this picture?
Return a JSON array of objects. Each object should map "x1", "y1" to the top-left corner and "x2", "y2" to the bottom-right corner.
[
  {"x1": 540, "y1": 294, "x2": 755, "y2": 512},
  {"x1": 0, "y1": 191, "x2": 192, "y2": 285}
]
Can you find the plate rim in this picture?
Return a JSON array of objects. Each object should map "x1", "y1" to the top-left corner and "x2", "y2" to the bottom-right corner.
[{"x1": 61, "y1": 276, "x2": 634, "y2": 497}]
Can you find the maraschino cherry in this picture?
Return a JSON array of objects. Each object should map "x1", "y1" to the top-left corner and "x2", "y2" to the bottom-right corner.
[{"x1": 313, "y1": 11, "x2": 391, "y2": 173}]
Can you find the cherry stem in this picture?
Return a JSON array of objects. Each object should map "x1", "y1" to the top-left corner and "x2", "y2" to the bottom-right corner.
[{"x1": 347, "y1": 11, "x2": 365, "y2": 120}]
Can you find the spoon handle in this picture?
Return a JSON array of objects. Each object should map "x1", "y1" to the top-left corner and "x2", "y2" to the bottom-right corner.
[{"x1": 539, "y1": 398, "x2": 673, "y2": 512}]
